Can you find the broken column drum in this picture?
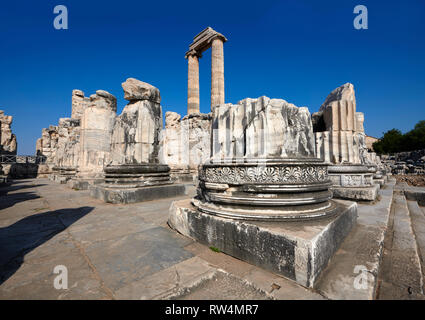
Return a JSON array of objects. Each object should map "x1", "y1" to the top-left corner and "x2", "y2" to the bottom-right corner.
[
  {"x1": 195, "y1": 97, "x2": 337, "y2": 220},
  {"x1": 79, "y1": 90, "x2": 117, "y2": 177},
  {"x1": 169, "y1": 96, "x2": 357, "y2": 288},
  {"x1": 163, "y1": 111, "x2": 212, "y2": 182},
  {"x1": 91, "y1": 78, "x2": 185, "y2": 204},
  {"x1": 313, "y1": 83, "x2": 379, "y2": 201},
  {"x1": 50, "y1": 117, "x2": 81, "y2": 183}
]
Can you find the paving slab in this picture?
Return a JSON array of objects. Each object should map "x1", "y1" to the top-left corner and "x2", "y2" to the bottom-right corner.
[
  {"x1": 406, "y1": 200, "x2": 425, "y2": 293},
  {"x1": 315, "y1": 180, "x2": 395, "y2": 299},
  {"x1": 83, "y1": 227, "x2": 194, "y2": 292},
  {"x1": 1, "y1": 178, "x2": 423, "y2": 300}
]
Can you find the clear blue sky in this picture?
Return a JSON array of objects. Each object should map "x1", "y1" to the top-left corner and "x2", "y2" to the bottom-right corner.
[{"x1": 1, "y1": 0, "x2": 424, "y2": 155}]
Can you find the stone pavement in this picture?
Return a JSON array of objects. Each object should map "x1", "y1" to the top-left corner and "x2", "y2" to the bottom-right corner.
[
  {"x1": 1, "y1": 178, "x2": 424, "y2": 300},
  {"x1": 0, "y1": 179, "x2": 323, "y2": 300}
]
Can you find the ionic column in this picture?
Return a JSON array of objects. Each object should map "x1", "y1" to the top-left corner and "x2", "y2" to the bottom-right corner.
[
  {"x1": 187, "y1": 52, "x2": 200, "y2": 114},
  {"x1": 211, "y1": 37, "x2": 225, "y2": 109}
]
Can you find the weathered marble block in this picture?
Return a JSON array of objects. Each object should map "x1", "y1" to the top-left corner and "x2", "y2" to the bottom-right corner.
[
  {"x1": 313, "y1": 83, "x2": 380, "y2": 201},
  {"x1": 162, "y1": 111, "x2": 211, "y2": 180},
  {"x1": 212, "y1": 96, "x2": 316, "y2": 159},
  {"x1": 79, "y1": 90, "x2": 117, "y2": 178},
  {"x1": 71, "y1": 89, "x2": 90, "y2": 120},
  {"x1": 110, "y1": 101, "x2": 161, "y2": 165},
  {"x1": 91, "y1": 78, "x2": 185, "y2": 203}
]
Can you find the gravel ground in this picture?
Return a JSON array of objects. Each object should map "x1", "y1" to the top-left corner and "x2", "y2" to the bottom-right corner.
[{"x1": 395, "y1": 175, "x2": 425, "y2": 187}]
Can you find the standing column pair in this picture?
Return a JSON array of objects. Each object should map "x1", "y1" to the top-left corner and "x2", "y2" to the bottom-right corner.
[{"x1": 186, "y1": 36, "x2": 225, "y2": 114}]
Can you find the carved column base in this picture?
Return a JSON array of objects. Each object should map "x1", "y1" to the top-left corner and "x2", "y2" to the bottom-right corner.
[
  {"x1": 193, "y1": 158, "x2": 340, "y2": 221},
  {"x1": 328, "y1": 164, "x2": 379, "y2": 201},
  {"x1": 90, "y1": 164, "x2": 186, "y2": 204},
  {"x1": 101, "y1": 164, "x2": 173, "y2": 189},
  {"x1": 51, "y1": 166, "x2": 77, "y2": 184}
]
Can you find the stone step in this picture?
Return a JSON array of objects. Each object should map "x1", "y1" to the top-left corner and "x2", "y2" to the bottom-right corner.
[
  {"x1": 315, "y1": 180, "x2": 395, "y2": 299},
  {"x1": 376, "y1": 192, "x2": 424, "y2": 299},
  {"x1": 406, "y1": 200, "x2": 425, "y2": 293}
]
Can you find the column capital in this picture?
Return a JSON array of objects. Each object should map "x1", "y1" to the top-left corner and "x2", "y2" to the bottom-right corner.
[
  {"x1": 185, "y1": 49, "x2": 202, "y2": 59},
  {"x1": 208, "y1": 33, "x2": 227, "y2": 45}
]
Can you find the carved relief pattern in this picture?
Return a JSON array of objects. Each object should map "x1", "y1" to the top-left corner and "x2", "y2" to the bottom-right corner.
[
  {"x1": 329, "y1": 173, "x2": 374, "y2": 187},
  {"x1": 341, "y1": 175, "x2": 363, "y2": 187},
  {"x1": 200, "y1": 165, "x2": 329, "y2": 184}
]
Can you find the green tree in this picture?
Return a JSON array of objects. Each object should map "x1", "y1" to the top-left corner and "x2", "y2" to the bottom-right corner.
[
  {"x1": 373, "y1": 129, "x2": 403, "y2": 154},
  {"x1": 373, "y1": 120, "x2": 425, "y2": 154}
]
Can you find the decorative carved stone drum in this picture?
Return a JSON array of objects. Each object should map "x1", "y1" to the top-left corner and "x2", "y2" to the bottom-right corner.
[
  {"x1": 102, "y1": 164, "x2": 173, "y2": 189},
  {"x1": 328, "y1": 164, "x2": 374, "y2": 187},
  {"x1": 193, "y1": 158, "x2": 339, "y2": 221}
]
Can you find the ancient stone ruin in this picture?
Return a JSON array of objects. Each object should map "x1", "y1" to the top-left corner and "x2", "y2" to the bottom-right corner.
[
  {"x1": 169, "y1": 95, "x2": 358, "y2": 288},
  {"x1": 157, "y1": 27, "x2": 227, "y2": 182},
  {"x1": 70, "y1": 90, "x2": 117, "y2": 189},
  {"x1": 162, "y1": 112, "x2": 211, "y2": 182},
  {"x1": 0, "y1": 110, "x2": 17, "y2": 155},
  {"x1": 186, "y1": 27, "x2": 227, "y2": 113},
  {"x1": 89, "y1": 78, "x2": 186, "y2": 203},
  {"x1": 0, "y1": 110, "x2": 18, "y2": 181},
  {"x1": 5, "y1": 24, "x2": 418, "y2": 301},
  {"x1": 382, "y1": 149, "x2": 425, "y2": 175},
  {"x1": 37, "y1": 90, "x2": 90, "y2": 183},
  {"x1": 313, "y1": 83, "x2": 384, "y2": 201}
]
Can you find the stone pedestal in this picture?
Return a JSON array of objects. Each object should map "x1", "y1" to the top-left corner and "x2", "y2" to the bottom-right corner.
[
  {"x1": 91, "y1": 78, "x2": 185, "y2": 204},
  {"x1": 90, "y1": 164, "x2": 185, "y2": 204},
  {"x1": 170, "y1": 169, "x2": 196, "y2": 184},
  {"x1": 51, "y1": 166, "x2": 77, "y2": 184},
  {"x1": 169, "y1": 198, "x2": 357, "y2": 288},
  {"x1": 328, "y1": 164, "x2": 379, "y2": 201},
  {"x1": 169, "y1": 95, "x2": 357, "y2": 288}
]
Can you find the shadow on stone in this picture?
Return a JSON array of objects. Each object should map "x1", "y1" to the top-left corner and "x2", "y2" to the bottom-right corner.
[
  {"x1": 0, "y1": 206, "x2": 93, "y2": 285},
  {"x1": 0, "y1": 191, "x2": 41, "y2": 210},
  {"x1": 1, "y1": 183, "x2": 47, "y2": 194}
]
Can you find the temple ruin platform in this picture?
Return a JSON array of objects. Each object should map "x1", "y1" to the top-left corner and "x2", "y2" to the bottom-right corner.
[
  {"x1": 1, "y1": 178, "x2": 424, "y2": 299},
  {"x1": 168, "y1": 198, "x2": 357, "y2": 288}
]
